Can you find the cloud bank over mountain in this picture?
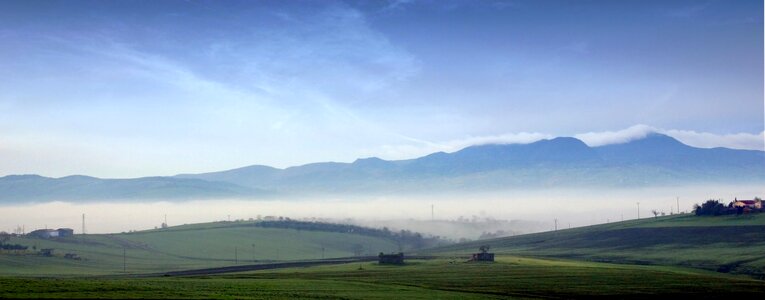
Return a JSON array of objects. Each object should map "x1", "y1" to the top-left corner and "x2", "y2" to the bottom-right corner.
[{"x1": 370, "y1": 125, "x2": 765, "y2": 162}]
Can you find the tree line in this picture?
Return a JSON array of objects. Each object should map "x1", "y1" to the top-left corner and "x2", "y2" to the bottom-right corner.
[
  {"x1": 254, "y1": 220, "x2": 447, "y2": 249},
  {"x1": 693, "y1": 198, "x2": 763, "y2": 216}
]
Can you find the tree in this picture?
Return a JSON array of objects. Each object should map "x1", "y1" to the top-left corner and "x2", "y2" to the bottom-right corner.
[
  {"x1": 479, "y1": 245, "x2": 490, "y2": 253},
  {"x1": 694, "y1": 200, "x2": 727, "y2": 216},
  {"x1": 651, "y1": 210, "x2": 659, "y2": 218},
  {"x1": 0, "y1": 231, "x2": 9, "y2": 245}
]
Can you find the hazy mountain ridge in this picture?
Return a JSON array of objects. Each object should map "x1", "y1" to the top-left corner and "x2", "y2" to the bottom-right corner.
[{"x1": 2, "y1": 133, "x2": 763, "y2": 202}]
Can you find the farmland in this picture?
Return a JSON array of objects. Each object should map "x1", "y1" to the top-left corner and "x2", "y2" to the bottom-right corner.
[
  {"x1": 426, "y1": 213, "x2": 765, "y2": 278},
  {"x1": 0, "y1": 220, "x2": 408, "y2": 275},
  {"x1": 1, "y1": 214, "x2": 764, "y2": 298},
  {"x1": 1, "y1": 257, "x2": 763, "y2": 298}
]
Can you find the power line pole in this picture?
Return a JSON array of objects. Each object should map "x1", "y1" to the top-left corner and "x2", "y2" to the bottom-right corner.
[
  {"x1": 82, "y1": 213, "x2": 85, "y2": 235},
  {"x1": 637, "y1": 202, "x2": 640, "y2": 219},
  {"x1": 676, "y1": 197, "x2": 680, "y2": 214},
  {"x1": 554, "y1": 218, "x2": 558, "y2": 231},
  {"x1": 123, "y1": 248, "x2": 126, "y2": 273}
]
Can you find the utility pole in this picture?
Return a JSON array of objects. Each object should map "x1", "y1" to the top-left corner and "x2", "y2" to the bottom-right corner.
[
  {"x1": 235, "y1": 247, "x2": 238, "y2": 264},
  {"x1": 123, "y1": 248, "x2": 126, "y2": 273},
  {"x1": 637, "y1": 202, "x2": 640, "y2": 219},
  {"x1": 676, "y1": 197, "x2": 680, "y2": 214},
  {"x1": 82, "y1": 213, "x2": 85, "y2": 235},
  {"x1": 554, "y1": 218, "x2": 558, "y2": 231},
  {"x1": 252, "y1": 244, "x2": 255, "y2": 262}
]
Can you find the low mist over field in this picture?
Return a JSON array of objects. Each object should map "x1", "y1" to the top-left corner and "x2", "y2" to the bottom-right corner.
[{"x1": 3, "y1": 184, "x2": 761, "y2": 239}]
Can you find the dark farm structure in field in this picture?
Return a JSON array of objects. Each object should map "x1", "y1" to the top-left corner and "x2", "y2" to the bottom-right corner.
[
  {"x1": 471, "y1": 252, "x2": 495, "y2": 261},
  {"x1": 378, "y1": 252, "x2": 404, "y2": 264},
  {"x1": 470, "y1": 245, "x2": 495, "y2": 262}
]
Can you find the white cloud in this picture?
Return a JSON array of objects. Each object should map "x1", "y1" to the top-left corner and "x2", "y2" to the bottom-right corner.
[{"x1": 574, "y1": 124, "x2": 657, "y2": 147}]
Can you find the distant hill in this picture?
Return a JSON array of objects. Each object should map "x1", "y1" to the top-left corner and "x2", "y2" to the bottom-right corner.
[
  {"x1": 0, "y1": 174, "x2": 261, "y2": 202},
  {"x1": 2, "y1": 133, "x2": 764, "y2": 202},
  {"x1": 0, "y1": 220, "x2": 418, "y2": 275},
  {"x1": 423, "y1": 213, "x2": 765, "y2": 278}
]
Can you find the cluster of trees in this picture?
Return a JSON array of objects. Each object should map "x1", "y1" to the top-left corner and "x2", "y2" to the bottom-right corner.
[
  {"x1": 693, "y1": 198, "x2": 763, "y2": 216},
  {"x1": 0, "y1": 244, "x2": 28, "y2": 250},
  {"x1": 255, "y1": 220, "x2": 447, "y2": 249},
  {"x1": 0, "y1": 232, "x2": 27, "y2": 250},
  {"x1": 478, "y1": 230, "x2": 513, "y2": 240},
  {"x1": 693, "y1": 200, "x2": 728, "y2": 216}
]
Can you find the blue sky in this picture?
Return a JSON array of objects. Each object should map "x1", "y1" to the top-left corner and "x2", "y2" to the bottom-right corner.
[{"x1": 0, "y1": 0, "x2": 763, "y2": 178}]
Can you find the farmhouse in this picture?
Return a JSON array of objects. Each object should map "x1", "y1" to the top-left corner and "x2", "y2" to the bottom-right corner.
[
  {"x1": 27, "y1": 228, "x2": 74, "y2": 239},
  {"x1": 470, "y1": 245, "x2": 495, "y2": 262},
  {"x1": 378, "y1": 252, "x2": 404, "y2": 264},
  {"x1": 28, "y1": 229, "x2": 58, "y2": 239},
  {"x1": 471, "y1": 252, "x2": 495, "y2": 262},
  {"x1": 57, "y1": 228, "x2": 74, "y2": 237},
  {"x1": 733, "y1": 199, "x2": 762, "y2": 210}
]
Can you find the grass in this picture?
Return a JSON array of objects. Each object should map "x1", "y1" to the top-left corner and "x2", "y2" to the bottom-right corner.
[
  {"x1": 424, "y1": 213, "x2": 765, "y2": 278},
  {"x1": 1, "y1": 257, "x2": 763, "y2": 299},
  {"x1": 0, "y1": 220, "x2": 402, "y2": 276},
  {"x1": 3, "y1": 215, "x2": 765, "y2": 298}
]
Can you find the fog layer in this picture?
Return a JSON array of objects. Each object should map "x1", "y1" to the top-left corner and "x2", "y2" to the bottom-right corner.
[{"x1": 1, "y1": 185, "x2": 762, "y2": 240}]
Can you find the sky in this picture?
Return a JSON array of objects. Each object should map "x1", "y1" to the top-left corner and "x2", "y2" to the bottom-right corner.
[{"x1": 0, "y1": 0, "x2": 763, "y2": 178}]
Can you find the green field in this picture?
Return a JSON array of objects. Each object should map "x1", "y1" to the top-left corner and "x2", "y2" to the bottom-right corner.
[
  {"x1": 2, "y1": 214, "x2": 765, "y2": 298},
  {"x1": 0, "y1": 221, "x2": 402, "y2": 275},
  {"x1": 1, "y1": 258, "x2": 763, "y2": 298},
  {"x1": 426, "y1": 213, "x2": 765, "y2": 278}
]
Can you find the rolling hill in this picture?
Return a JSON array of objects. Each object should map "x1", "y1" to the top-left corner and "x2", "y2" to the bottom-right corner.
[
  {"x1": 423, "y1": 213, "x2": 765, "y2": 278},
  {"x1": 0, "y1": 220, "x2": 431, "y2": 275},
  {"x1": 1, "y1": 133, "x2": 763, "y2": 202},
  {"x1": 2, "y1": 214, "x2": 765, "y2": 297}
]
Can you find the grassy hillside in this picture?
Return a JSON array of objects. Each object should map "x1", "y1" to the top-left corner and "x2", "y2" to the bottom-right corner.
[
  {"x1": 2, "y1": 257, "x2": 763, "y2": 298},
  {"x1": 0, "y1": 220, "x2": 405, "y2": 276},
  {"x1": 424, "y1": 213, "x2": 765, "y2": 278}
]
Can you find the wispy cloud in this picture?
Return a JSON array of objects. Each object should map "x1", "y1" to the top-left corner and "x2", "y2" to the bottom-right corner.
[
  {"x1": 665, "y1": 1, "x2": 712, "y2": 18},
  {"x1": 574, "y1": 125, "x2": 656, "y2": 147},
  {"x1": 576, "y1": 125, "x2": 765, "y2": 151}
]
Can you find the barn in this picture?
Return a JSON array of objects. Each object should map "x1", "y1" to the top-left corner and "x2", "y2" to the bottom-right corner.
[
  {"x1": 57, "y1": 228, "x2": 74, "y2": 237},
  {"x1": 28, "y1": 229, "x2": 58, "y2": 239},
  {"x1": 378, "y1": 252, "x2": 405, "y2": 264}
]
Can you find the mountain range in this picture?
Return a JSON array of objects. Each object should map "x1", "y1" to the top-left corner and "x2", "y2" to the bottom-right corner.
[{"x1": 1, "y1": 133, "x2": 763, "y2": 202}]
